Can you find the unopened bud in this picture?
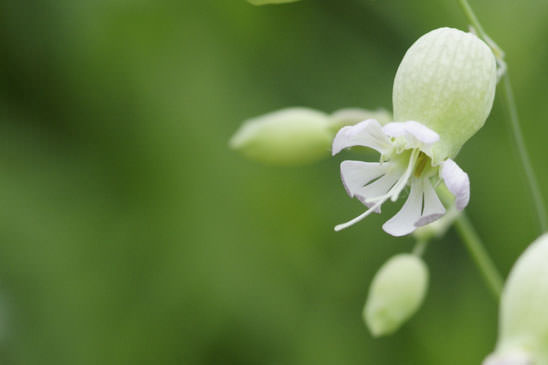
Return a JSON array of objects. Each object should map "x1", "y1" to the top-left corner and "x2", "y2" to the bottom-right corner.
[
  {"x1": 230, "y1": 107, "x2": 332, "y2": 165},
  {"x1": 364, "y1": 254, "x2": 428, "y2": 337}
]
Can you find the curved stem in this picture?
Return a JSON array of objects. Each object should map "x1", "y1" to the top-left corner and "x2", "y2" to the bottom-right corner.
[
  {"x1": 501, "y1": 75, "x2": 548, "y2": 232},
  {"x1": 454, "y1": 213, "x2": 503, "y2": 299},
  {"x1": 412, "y1": 239, "x2": 428, "y2": 257},
  {"x1": 457, "y1": 0, "x2": 487, "y2": 38},
  {"x1": 457, "y1": 0, "x2": 503, "y2": 59},
  {"x1": 457, "y1": 0, "x2": 548, "y2": 234},
  {"x1": 436, "y1": 187, "x2": 503, "y2": 299}
]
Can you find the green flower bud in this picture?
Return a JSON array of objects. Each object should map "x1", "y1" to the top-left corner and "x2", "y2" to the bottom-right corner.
[
  {"x1": 364, "y1": 254, "x2": 428, "y2": 337},
  {"x1": 328, "y1": 108, "x2": 392, "y2": 134},
  {"x1": 247, "y1": 0, "x2": 300, "y2": 5},
  {"x1": 393, "y1": 27, "x2": 497, "y2": 164},
  {"x1": 230, "y1": 107, "x2": 331, "y2": 165},
  {"x1": 484, "y1": 234, "x2": 548, "y2": 365}
]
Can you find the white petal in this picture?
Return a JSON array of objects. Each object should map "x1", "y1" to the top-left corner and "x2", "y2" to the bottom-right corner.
[
  {"x1": 340, "y1": 161, "x2": 388, "y2": 198},
  {"x1": 355, "y1": 169, "x2": 399, "y2": 213},
  {"x1": 415, "y1": 178, "x2": 446, "y2": 227},
  {"x1": 383, "y1": 121, "x2": 439, "y2": 148},
  {"x1": 440, "y1": 159, "x2": 470, "y2": 210},
  {"x1": 332, "y1": 119, "x2": 392, "y2": 155},
  {"x1": 358, "y1": 168, "x2": 402, "y2": 202},
  {"x1": 382, "y1": 181, "x2": 423, "y2": 237}
]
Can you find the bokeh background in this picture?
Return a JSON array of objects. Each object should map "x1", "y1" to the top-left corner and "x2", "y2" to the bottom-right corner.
[{"x1": 0, "y1": 0, "x2": 547, "y2": 364}]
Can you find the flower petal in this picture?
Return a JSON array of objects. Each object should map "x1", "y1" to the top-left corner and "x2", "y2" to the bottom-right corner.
[
  {"x1": 383, "y1": 121, "x2": 439, "y2": 149},
  {"x1": 332, "y1": 119, "x2": 392, "y2": 156},
  {"x1": 440, "y1": 159, "x2": 470, "y2": 210},
  {"x1": 415, "y1": 178, "x2": 446, "y2": 227},
  {"x1": 340, "y1": 161, "x2": 388, "y2": 198},
  {"x1": 354, "y1": 168, "x2": 401, "y2": 214},
  {"x1": 358, "y1": 168, "x2": 402, "y2": 202},
  {"x1": 382, "y1": 181, "x2": 423, "y2": 237}
]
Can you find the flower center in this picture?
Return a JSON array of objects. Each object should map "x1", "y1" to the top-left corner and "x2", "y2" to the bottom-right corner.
[{"x1": 414, "y1": 152, "x2": 430, "y2": 178}]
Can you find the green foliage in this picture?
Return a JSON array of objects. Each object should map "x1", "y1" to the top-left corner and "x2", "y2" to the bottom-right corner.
[
  {"x1": 0, "y1": 0, "x2": 547, "y2": 364},
  {"x1": 248, "y1": 0, "x2": 301, "y2": 5}
]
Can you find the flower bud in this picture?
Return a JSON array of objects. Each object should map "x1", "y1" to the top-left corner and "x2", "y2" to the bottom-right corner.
[
  {"x1": 484, "y1": 234, "x2": 548, "y2": 365},
  {"x1": 230, "y1": 107, "x2": 332, "y2": 165},
  {"x1": 393, "y1": 27, "x2": 497, "y2": 164},
  {"x1": 364, "y1": 254, "x2": 428, "y2": 337},
  {"x1": 247, "y1": 0, "x2": 300, "y2": 5}
]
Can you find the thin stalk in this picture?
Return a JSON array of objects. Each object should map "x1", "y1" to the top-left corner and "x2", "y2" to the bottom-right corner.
[
  {"x1": 454, "y1": 214, "x2": 503, "y2": 299},
  {"x1": 412, "y1": 239, "x2": 428, "y2": 257},
  {"x1": 457, "y1": 0, "x2": 487, "y2": 39},
  {"x1": 501, "y1": 75, "x2": 548, "y2": 232},
  {"x1": 436, "y1": 187, "x2": 503, "y2": 299},
  {"x1": 457, "y1": 0, "x2": 548, "y2": 234},
  {"x1": 457, "y1": 0, "x2": 503, "y2": 59}
]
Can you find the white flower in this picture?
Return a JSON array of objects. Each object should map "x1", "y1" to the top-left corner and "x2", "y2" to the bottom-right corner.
[
  {"x1": 332, "y1": 119, "x2": 469, "y2": 236},
  {"x1": 331, "y1": 27, "x2": 495, "y2": 236}
]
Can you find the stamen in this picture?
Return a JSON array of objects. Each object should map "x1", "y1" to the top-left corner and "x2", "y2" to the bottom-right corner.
[
  {"x1": 334, "y1": 198, "x2": 387, "y2": 231},
  {"x1": 389, "y1": 149, "x2": 419, "y2": 202}
]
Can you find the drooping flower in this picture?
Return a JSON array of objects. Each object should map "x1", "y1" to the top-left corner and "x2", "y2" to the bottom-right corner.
[
  {"x1": 332, "y1": 119, "x2": 469, "y2": 236},
  {"x1": 333, "y1": 27, "x2": 496, "y2": 235}
]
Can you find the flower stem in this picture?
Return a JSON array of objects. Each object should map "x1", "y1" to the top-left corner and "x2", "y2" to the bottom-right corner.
[
  {"x1": 456, "y1": 0, "x2": 503, "y2": 59},
  {"x1": 457, "y1": 0, "x2": 548, "y2": 234},
  {"x1": 412, "y1": 239, "x2": 428, "y2": 257},
  {"x1": 436, "y1": 187, "x2": 503, "y2": 299},
  {"x1": 501, "y1": 75, "x2": 548, "y2": 232},
  {"x1": 453, "y1": 213, "x2": 503, "y2": 299}
]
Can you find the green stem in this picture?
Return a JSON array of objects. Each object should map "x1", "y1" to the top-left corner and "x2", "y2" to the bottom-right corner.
[
  {"x1": 457, "y1": 0, "x2": 503, "y2": 59},
  {"x1": 412, "y1": 239, "x2": 428, "y2": 257},
  {"x1": 501, "y1": 75, "x2": 548, "y2": 232},
  {"x1": 436, "y1": 187, "x2": 503, "y2": 299},
  {"x1": 454, "y1": 214, "x2": 503, "y2": 299},
  {"x1": 457, "y1": 0, "x2": 486, "y2": 39},
  {"x1": 457, "y1": 0, "x2": 548, "y2": 234}
]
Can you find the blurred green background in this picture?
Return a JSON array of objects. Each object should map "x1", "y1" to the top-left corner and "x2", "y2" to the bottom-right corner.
[{"x1": 0, "y1": 0, "x2": 547, "y2": 364}]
